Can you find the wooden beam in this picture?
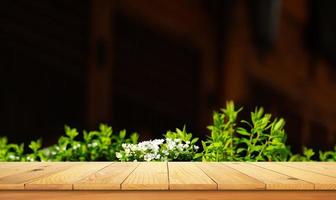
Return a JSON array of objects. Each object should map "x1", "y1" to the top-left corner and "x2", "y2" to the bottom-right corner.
[
  {"x1": 1, "y1": 191, "x2": 336, "y2": 200},
  {"x1": 86, "y1": 0, "x2": 115, "y2": 127}
]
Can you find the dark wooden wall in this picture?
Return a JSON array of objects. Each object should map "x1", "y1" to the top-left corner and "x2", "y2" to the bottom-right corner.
[
  {"x1": 222, "y1": 0, "x2": 336, "y2": 151},
  {"x1": 0, "y1": 0, "x2": 90, "y2": 144},
  {"x1": 0, "y1": 0, "x2": 335, "y2": 152}
]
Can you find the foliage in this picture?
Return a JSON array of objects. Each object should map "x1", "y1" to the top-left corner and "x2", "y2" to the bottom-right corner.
[
  {"x1": 289, "y1": 146, "x2": 336, "y2": 161},
  {"x1": 116, "y1": 127, "x2": 199, "y2": 161},
  {"x1": 0, "y1": 101, "x2": 335, "y2": 162},
  {"x1": 201, "y1": 101, "x2": 291, "y2": 161},
  {"x1": 0, "y1": 124, "x2": 138, "y2": 161},
  {"x1": 319, "y1": 146, "x2": 336, "y2": 161},
  {"x1": 0, "y1": 137, "x2": 24, "y2": 161},
  {"x1": 200, "y1": 101, "x2": 242, "y2": 161}
]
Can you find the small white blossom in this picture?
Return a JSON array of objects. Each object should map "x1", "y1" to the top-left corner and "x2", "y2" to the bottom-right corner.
[
  {"x1": 116, "y1": 137, "x2": 197, "y2": 162},
  {"x1": 92, "y1": 142, "x2": 98, "y2": 147},
  {"x1": 72, "y1": 143, "x2": 81, "y2": 150},
  {"x1": 116, "y1": 152, "x2": 122, "y2": 159}
]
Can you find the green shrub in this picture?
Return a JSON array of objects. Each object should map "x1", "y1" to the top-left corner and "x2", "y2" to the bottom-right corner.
[
  {"x1": 0, "y1": 124, "x2": 138, "y2": 161},
  {"x1": 200, "y1": 101, "x2": 291, "y2": 161},
  {"x1": 0, "y1": 101, "x2": 335, "y2": 162},
  {"x1": 289, "y1": 146, "x2": 336, "y2": 161},
  {"x1": 0, "y1": 137, "x2": 25, "y2": 161}
]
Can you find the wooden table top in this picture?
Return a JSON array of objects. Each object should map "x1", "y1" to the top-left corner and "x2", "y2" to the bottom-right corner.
[{"x1": 0, "y1": 162, "x2": 335, "y2": 191}]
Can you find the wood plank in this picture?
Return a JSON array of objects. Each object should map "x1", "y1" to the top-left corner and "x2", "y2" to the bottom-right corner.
[
  {"x1": 196, "y1": 162, "x2": 265, "y2": 190},
  {"x1": 168, "y1": 162, "x2": 217, "y2": 190},
  {"x1": 225, "y1": 162, "x2": 314, "y2": 190},
  {"x1": 0, "y1": 162, "x2": 74, "y2": 190},
  {"x1": 280, "y1": 162, "x2": 336, "y2": 178},
  {"x1": 74, "y1": 162, "x2": 139, "y2": 190},
  {"x1": 1, "y1": 191, "x2": 336, "y2": 200},
  {"x1": 122, "y1": 162, "x2": 168, "y2": 190},
  {"x1": 0, "y1": 162, "x2": 42, "y2": 179},
  {"x1": 25, "y1": 162, "x2": 111, "y2": 190},
  {"x1": 0, "y1": 162, "x2": 335, "y2": 192},
  {"x1": 253, "y1": 162, "x2": 336, "y2": 190}
]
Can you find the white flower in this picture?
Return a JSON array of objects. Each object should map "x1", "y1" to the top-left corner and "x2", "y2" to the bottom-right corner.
[
  {"x1": 162, "y1": 150, "x2": 169, "y2": 156},
  {"x1": 92, "y1": 142, "x2": 98, "y2": 147},
  {"x1": 118, "y1": 137, "x2": 196, "y2": 162},
  {"x1": 167, "y1": 142, "x2": 176, "y2": 150},
  {"x1": 130, "y1": 145, "x2": 138, "y2": 151},
  {"x1": 72, "y1": 143, "x2": 81, "y2": 150},
  {"x1": 116, "y1": 152, "x2": 122, "y2": 159},
  {"x1": 144, "y1": 153, "x2": 156, "y2": 161},
  {"x1": 177, "y1": 143, "x2": 184, "y2": 151},
  {"x1": 194, "y1": 145, "x2": 199, "y2": 150},
  {"x1": 125, "y1": 148, "x2": 131, "y2": 154}
]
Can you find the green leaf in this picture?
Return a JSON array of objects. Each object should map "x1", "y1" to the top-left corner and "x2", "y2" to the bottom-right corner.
[
  {"x1": 119, "y1": 130, "x2": 126, "y2": 139},
  {"x1": 28, "y1": 139, "x2": 42, "y2": 153},
  {"x1": 237, "y1": 127, "x2": 250, "y2": 136},
  {"x1": 130, "y1": 133, "x2": 139, "y2": 144},
  {"x1": 64, "y1": 125, "x2": 78, "y2": 140},
  {"x1": 191, "y1": 138, "x2": 199, "y2": 144}
]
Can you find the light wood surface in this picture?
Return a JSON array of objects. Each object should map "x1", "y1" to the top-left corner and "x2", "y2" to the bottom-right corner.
[
  {"x1": 279, "y1": 162, "x2": 336, "y2": 178},
  {"x1": 1, "y1": 191, "x2": 336, "y2": 200},
  {"x1": 225, "y1": 162, "x2": 314, "y2": 190},
  {"x1": 75, "y1": 162, "x2": 139, "y2": 190},
  {"x1": 0, "y1": 162, "x2": 335, "y2": 191},
  {"x1": 252, "y1": 162, "x2": 336, "y2": 190},
  {"x1": 196, "y1": 162, "x2": 265, "y2": 190},
  {"x1": 122, "y1": 162, "x2": 168, "y2": 190},
  {"x1": 0, "y1": 162, "x2": 74, "y2": 190},
  {"x1": 0, "y1": 163, "x2": 43, "y2": 179},
  {"x1": 25, "y1": 162, "x2": 111, "y2": 190},
  {"x1": 168, "y1": 162, "x2": 217, "y2": 190}
]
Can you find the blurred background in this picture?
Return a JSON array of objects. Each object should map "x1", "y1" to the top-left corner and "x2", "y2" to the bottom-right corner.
[{"x1": 1, "y1": 0, "x2": 336, "y2": 153}]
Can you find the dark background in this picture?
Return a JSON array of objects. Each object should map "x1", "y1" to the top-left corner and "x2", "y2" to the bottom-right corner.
[{"x1": 0, "y1": 0, "x2": 336, "y2": 153}]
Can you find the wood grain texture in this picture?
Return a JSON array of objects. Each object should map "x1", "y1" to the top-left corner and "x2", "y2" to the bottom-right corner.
[
  {"x1": 0, "y1": 163, "x2": 42, "y2": 179},
  {"x1": 196, "y1": 162, "x2": 265, "y2": 190},
  {"x1": 25, "y1": 162, "x2": 111, "y2": 190},
  {"x1": 253, "y1": 162, "x2": 336, "y2": 190},
  {"x1": 122, "y1": 162, "x2": 168, "y2": 190},
  {"x1": 225, "y1": 162, "x2": 314, "y2": 190},
  {"x1": 1, "y1": 191, "x2": 336, "y2": 200},
  {"x1": 0, "y1": 162, "x2": 335, "y2": 191},
  {"x1": 74, "y1": 162, "x2": 139, "y2": 190},
  {"x1": 280, "y1": 162, "x2": 336, "y2": 178},
  {"x1": 168, "y1": 162, "x2": 217, "y2": 190},
  {"x1": 0, "y1": 162, "x2": 74, "y2": 190}
]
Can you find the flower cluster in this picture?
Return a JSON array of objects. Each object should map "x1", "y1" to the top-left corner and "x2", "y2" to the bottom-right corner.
[
  {"x1": 116, "y1": 139, "x2": 164, "y2": 161},
  {"x1": 116, "y1": 128, "x2": 199, "y2": 162}
]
